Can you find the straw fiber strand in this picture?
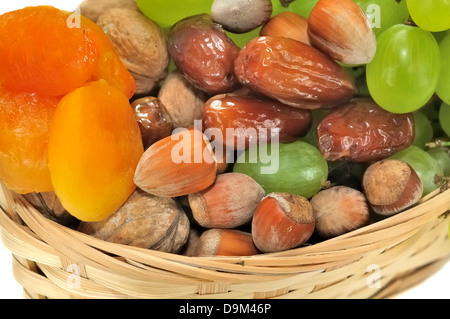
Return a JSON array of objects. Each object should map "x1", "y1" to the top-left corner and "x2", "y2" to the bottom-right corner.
[{"x1": 0, "y1": 182, "x2": 449, "y2": 299}]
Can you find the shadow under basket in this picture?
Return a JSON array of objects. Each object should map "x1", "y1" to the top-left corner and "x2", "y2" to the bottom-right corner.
[{"x1": 0, "y1": 182, "x2": 449, "y2": 299}]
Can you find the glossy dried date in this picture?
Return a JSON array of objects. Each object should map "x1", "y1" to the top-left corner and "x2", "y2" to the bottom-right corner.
[
  {"x1": 168, "y1": 14, "x2": 240, "y2": 95},
  {"x1": 234, "y1": 36, "x2": 356, "y2": 109},
  {"x1": 202, "y1": 94, "x2": 312, "y2": 150},
  {"x1": 317, "y1": 99, "x2": 415, "y2": 162}
]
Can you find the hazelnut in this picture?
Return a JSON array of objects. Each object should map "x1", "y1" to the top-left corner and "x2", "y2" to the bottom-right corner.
[
  {"x1": 195, "y1": 229, "x2": 259, "y2": 257},
  {"x1": 78, "y1": 189, "x2": 190, "y2": 253},
  {"x1": 308, "y1": 0, "x2": 377, "y2": 65},
  {"x1": 261, "y1": 11, "x2": 310, "y2": 45},
  {"x1": 96, "y1": 8, "x2": 169, "y2": 96},
  {"x1": 362, "y1": 159, "x2": 423, "y2": 216},
  {"x1": 188, "y1": 173, "x2": 265, "y2": 229},
  {"x1": 133, "y1": 128, "x2": 217, "y2": 197},
  {"x1": 251, "y1": 193, "x2": 315, "y2": 253},
  {"x1": 310, "y1": 186, "x2": 370, "y2": 238}
]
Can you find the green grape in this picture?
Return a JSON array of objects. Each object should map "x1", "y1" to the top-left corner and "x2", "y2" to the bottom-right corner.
[
  {"x1": 439, "y1": 102, "x2": 450, "y2": 138},
  {"x1": 233, "y1": 141, "x2": 328, "y2": 199},
  {"x1": 413, "y1": 111, "x2": 434, "y2": 149},
  {"x1": 288, "y1": 0, "x2": 319, "y2": 17},
  {"x1": 353, "y1": 0, "x2": 409, "y2": 37},
  {"x1": 366, "y1": 24, "x2": 441, "y2": 114},
  {"x1": 389, "y1": 145, "x2": 444, "y2": 195},
  {"x1": 136, "y1": 0, "x2": 214, "y2": 29},
  {"x1": 406, "y1": 0, "x2": 450, "y2": 32},
  {"x1": 436, "y1": 33, "x2": 450, "y2": 105},
  {"x1": 427, "y1": 148, "x2": 450, "y2": 176}
]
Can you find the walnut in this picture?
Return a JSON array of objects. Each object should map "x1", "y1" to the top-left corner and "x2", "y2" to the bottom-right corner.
[
  {"x1": 79, "y1": 0, "x2": 139, "y2": 22},
  {"x1": 78, "y1": 190, "x2": 190, "y2": 253},
  {"x1": 96, "y1": 8, "x2": 170, "y2": 96},
  {"x1": 158, "y1": 72, "x2": 207, "y2": 128},
  {"x1": 22, "y1": 192, "x2": 77, "y2": 227}
]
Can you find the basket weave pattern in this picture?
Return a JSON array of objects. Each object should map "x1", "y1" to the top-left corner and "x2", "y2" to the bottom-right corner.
[{"x1": 0, "y1": 182, "x2": 449, "y2": 299}]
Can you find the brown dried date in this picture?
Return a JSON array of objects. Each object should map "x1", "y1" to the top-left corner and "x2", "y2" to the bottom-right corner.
[
  {"x1": 131, "y1": 97, "x2": 174, "y2": 150},
  {"x1": 234, "y1": 36, "x2": 356, "y2": 110},
  {"x1": 317, "y1": 99, "x2": 415, "y2": 162},
  {"x1": 202, "y1": 94, "x2": 312, "y2": 150},
  {"x1": 168, "y1": 14, "x2": 240, "y2": 95}
]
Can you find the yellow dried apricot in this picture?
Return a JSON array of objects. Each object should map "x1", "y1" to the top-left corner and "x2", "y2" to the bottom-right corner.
[{"x1": 48, "y1": 80, "x2": 144, "y2": 221}]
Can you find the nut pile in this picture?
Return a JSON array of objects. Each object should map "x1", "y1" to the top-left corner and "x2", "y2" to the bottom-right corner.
[{"x1": 1, "y1": 0, "x2": 449, "y2": 257}]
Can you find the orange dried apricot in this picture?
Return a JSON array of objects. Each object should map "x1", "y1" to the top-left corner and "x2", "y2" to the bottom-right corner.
[
  {"x1": 0, "y1": 88, "x2": 60, "y2": 194},
  {"x1": 47, "y1": 80, "x2": 144, "y2": 222},
  {"x1": 0, "y1": 6, "x2": 98, "y2": 97},
  {"x1": 0, "y1": 6, "x2": 135, "y2": 98}
]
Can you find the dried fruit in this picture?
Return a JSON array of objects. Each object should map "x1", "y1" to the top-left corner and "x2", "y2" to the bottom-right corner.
[
  {"x1": 97, "y1": 8, "x2": 169, "y2": 95},
  {"x1": 317, "y1": 99, "x2": 415, "y2": 162},
  {"x1": 195, "y1": 229, "x2": 259, "y2": 257},
  {"x1": 48, "y1": 80, "x2": 144, "y2": 222},
  {"x1": 78, "y1": 189, "x2": 190, "y2": 253},
  {"x1": 308, "y1": 0, "x2": 377, "y2": 65},
  {"x1": 134, "y1": 128, "x2": 217, "y2": 197},
  {"x1": 188, "y1": 173, "x2": 265, "y2": 228},
  {"x1": 131, "y1": 97, "x2": 174, "y2": 150},
  {"x1": 0, "y1": 89, "x2": 60, "y2": 194},
  {"x1": 234, "y1": 36, "x2": 355, "y2": 109},
  {"x1": 362, "y1": 159, "x2": 423, "y2": 216},
  {"x1": 168, "y1": 14, "x2": 240, "y2": 95},
  {"x1": 252, "y1": 193, "x2": 315, "y2": 253},
  {"x1": 202, "y1": 94, "x2": 312, "y2": 150},
  {"x1": 310, "y1": 186, "x2": 369, "y2": 238},
  {"x1": 0, "y1": 6, "x2": 135, "y2": 98}
]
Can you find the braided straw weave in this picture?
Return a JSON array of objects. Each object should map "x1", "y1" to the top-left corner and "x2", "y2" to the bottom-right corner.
[{"x1": 0, "y1": 181, "x2": 449, "y2": 299}]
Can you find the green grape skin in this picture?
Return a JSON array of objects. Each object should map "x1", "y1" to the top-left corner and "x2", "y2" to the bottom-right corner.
[
  {"x1": 233, "y1": 141, "x2": 328, "y2": 199},
  {"x1": 353, "y1": 0, "x2": 409, "y2": 37},
  {"x1": 427, "y1": 148, "x2": 450, "y2": 176},
  {"x1": 136, "y1": 0, "x2": 214, "y2": 29},
  {"x1": 366, "y1": 24, "x2": 441, "y2": 114},
  {"x1": 413, "y1": 111, "x2": 434, "y2": 149},
  {"x1": 436, "y1": 33, "x2": 450, "y2": 105},
  {"x1": 439, "y1": 103, "x2": 450, "y2": 138},
  {"x1": 287, "y1": 0, "x2": 319, "y2": 17},
  {"x1": 389, "y1": 145, "x2": 444, "y2": 196},
  {"x1": 406, "y1": 0, "x2": 450, "y2": 32}
]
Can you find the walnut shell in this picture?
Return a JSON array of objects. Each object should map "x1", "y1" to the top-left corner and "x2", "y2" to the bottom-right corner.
[
  {"x1": 78, "y1": 190, "x2": 190, "y2": 253},
  {"x1": 97, "y1": 8, "x2": 169, "y2": 96},
  {"x1": 158, "y1": 71, "x2": 206, "y2": 128},
  {"x1": 79, "y1": 0, "x2": 139, "y2": 22},
  {"x1": 22, "y1": 192, "x2": 76, "y2": 227}
]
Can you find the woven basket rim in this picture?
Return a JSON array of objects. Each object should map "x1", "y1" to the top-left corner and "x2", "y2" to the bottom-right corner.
[{"x1": 1, "y1": 182, "x2": 450, "y2": 299}]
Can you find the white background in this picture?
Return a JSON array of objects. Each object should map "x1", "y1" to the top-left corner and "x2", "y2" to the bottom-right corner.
[{"x1": 0, "y1": 0, "x2": 449, "y2": 299}]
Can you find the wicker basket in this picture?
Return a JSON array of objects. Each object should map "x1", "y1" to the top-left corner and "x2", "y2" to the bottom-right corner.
[{"x1": 0, "y1": 180, "x2": 449, "y2": 299}]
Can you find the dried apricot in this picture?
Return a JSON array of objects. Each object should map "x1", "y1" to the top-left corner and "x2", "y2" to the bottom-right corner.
[
  {"x1": 0, "y1": 89, "x2": 60, "y2": 194},
  {"x1": 0, "y1": 6, "x2": 135, "y2": 98},
  {"x1": 48, "y1": 80, "x2": 144, "y2": 222}
]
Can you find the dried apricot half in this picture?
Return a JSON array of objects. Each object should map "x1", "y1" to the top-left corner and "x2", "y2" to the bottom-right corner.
[
  {"x1": 0, "y1": 6, "x2": 135, "y2": 98},
  {"x1": 0, "y1": 89, "x2": 60, "y2": 194},
  {"x1": 48, "y1": 80, "x2": 144, "y2": 221}
]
